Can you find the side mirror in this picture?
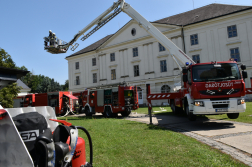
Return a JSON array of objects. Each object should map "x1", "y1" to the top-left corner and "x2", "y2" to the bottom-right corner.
[
  {"x1": 183, "y1": 75, "x2": 188, "y2": 82},
  {"x1": 241, "y1": 64, "x2": 246, "y2": 70},
  {"x1": 242, "y1": 71, "x2": 247, "y2": 79}
]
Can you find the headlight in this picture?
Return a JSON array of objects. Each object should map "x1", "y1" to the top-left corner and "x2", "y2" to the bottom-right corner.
[
  {"x1": 237, "y1": 99, "x2": 245, "y2": 105},
  {"x1": 194, "y1": 101, "x2": 204, "y2": 107}
]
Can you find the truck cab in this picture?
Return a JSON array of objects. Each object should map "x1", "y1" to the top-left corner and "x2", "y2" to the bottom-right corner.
[{"x1": 182, "y1": 61, "x2": 247, "y2": 120}]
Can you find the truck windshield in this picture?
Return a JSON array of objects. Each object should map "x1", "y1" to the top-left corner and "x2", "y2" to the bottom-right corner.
[{"x1": 192, "y1": 63, "x2": 241, "y2": 82}]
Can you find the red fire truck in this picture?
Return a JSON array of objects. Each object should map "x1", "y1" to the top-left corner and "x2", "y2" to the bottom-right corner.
[
  {"x1": 73, "y1": 82, "x2": 139, "y2": 117},
  {"x1": 147, "y1": 60, "x2": 249, "y2": 121},
  {"x1": 14, "y1": 91, "x2": 78, "y2": 115}
]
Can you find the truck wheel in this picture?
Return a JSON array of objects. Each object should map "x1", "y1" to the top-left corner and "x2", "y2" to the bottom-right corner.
[
  {"x1": 171, "y1": 101, "x2": 182, "y2": 115},
  {"x1": 104, "y1": 106, "x2": 113, "y2": 117},
  {"x1": 121, "y1": 108, "x2": 131, "y2": 117},
  {"x1": 227, "y1": 113, "x2": 239, "y2": 119},
  {"x1": 170, "y1": 101, "x2": 176, "y2": 114},
  {"x1": 185, "y1": 101, "x2": 196, "y2": 121},
  {"x1": 85, "y1": 107, "x2": 93, "y2": 116}
]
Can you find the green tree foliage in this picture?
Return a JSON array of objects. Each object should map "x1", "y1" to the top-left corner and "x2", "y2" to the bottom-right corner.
[
  {"x1": 62, "y1": 80, "x2": 69, "y2": 91},
  {"x1": 0, "y1": 48, "x2": 22, "y2": 107},
  {"x1": 0, "y1": 48, "x2": 16, "y2": 68},
  {"x1": 35, "y1": 76, "x2": 63, "y2": 93},
  {"x1": 1, "y1": 47, "x2": 66, "y2": 103},
  {"x1": 0, "y1": 83, "x2": 21, "y2": 108}
]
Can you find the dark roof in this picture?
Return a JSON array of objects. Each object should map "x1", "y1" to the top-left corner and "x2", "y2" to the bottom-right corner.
[
  {"x1": 17, "y1": 79, "x2": 30, "y2": 90},
  {"x1": 153, "y1": 3, "x2": 252, "y2": 26},
  {"x1": 66, "y1": 34, "x2": 114, "y2": 58},
  {"x1": 0, "y1": 66, "x2": 29, "y2": 79}
]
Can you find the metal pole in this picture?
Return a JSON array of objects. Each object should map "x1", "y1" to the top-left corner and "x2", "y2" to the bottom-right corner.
[{"x1": 146, "y1": 84, "x2": 152, "y2": 125}]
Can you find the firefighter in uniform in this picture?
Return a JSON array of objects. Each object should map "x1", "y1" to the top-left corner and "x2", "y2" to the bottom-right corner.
[
  {"x1": 75, "y1": 100, "x2": 80, "y2": 114},
  {"x1": 51, "y1": 33, "x2": 56, "y2": 46},
  {"x1": 49, "y1": 30, "x2": 53, "y2": 45}
]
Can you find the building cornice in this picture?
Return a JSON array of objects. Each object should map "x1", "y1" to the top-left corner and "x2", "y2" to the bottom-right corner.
[{"x1": 226, "y1": 40, "x2": 242, "y2": 46}]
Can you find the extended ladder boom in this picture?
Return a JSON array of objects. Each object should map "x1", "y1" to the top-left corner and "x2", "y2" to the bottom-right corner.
[
  {"x1": 46, "y1": 0, "x2": 195, "y2": 66},
  {"x1": 120, "y1": 2, "x2": 195, "y2": 66}
]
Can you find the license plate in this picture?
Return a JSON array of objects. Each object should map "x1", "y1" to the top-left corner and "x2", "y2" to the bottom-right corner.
[{"x1": 216, "y1": 109, "x2": 228, "y2": 112}]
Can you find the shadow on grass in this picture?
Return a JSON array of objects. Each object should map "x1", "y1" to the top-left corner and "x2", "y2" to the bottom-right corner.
[
  {"x1": 147, "y1": 124, "x2": 166, "y2": 131},
  {"x1": 58, "y1": 115, "x2": 105, "y2": 121}
]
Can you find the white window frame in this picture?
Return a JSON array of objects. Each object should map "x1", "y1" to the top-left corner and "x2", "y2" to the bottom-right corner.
[
  {"x1": 111, "y1": 69, "x2": 116, "y2": 80},
  {"x1": 92, "y1": 58, "x2": 96, "y2": 66},
  {"x1": 133, "y1": 47, "x2": 138, "y2": 57},
  {"x1": 134, "y1": 65, "x2": 139, "y2": 77},
  {"x1": 93, "y1": 73, "x2": 97, "y2": 83}
]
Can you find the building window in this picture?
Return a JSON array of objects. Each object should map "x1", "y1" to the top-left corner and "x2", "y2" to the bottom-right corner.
[
  {"x1": 133, "y1": 47, "x2": 138, "y2": 57},
  {"x1": 75, "y1": 62, "x2": 79, "y2": 70},
  {"x1": 131, "y1": 28, "x2": 136, "y2": 36},
  {"x1": 93, "y1": 73, "x2": 97, "y2": 83},
  {"x1": 138, "y1": 91, "x2": 142, "y2": 99},
  {"x1": 159, "y1": 43, "x2": 166, "y2": 52},
  {"x1": 160, "y1": 60, "x2": 167, "y2": 72},
  {"x1": 110, "y1": 53, "x2": 115, "y2": 62},
  {"x1": 134, "y1": 65, "x2": 139, "y2": 77},
  {"x1": 161, "y1": 85, "x2": 171, "y2": 93},
  {"x1": 227, "y1": 25, "x2": 237, "y2": 38},
  {"x1": 111, "y1": 69, "x2": 116, "y2": 80},
  {"x1": 75, "y1": 76, "x2": 80, "y2": 85},
  {"x1": 137, "y1": 87, "x2": 142, "y2": 99},
  {"x1": 92, "y1": 58, "x2": 96, "y2": 66},
  {"x1": 230, "y1": 48, "x2": 240, "y2": 62},
  {"x1": 190, "y1": 34, "x2": 198, "y2": 45},
  {"x1": 192, "y1": 55, "x2": 200, "y2": 63}
]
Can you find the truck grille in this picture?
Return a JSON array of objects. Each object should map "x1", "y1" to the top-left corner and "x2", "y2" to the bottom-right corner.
[
  {"x1": 199, "y1": 89, "x2": 240, "y2": 96},
  {"x1": 212, "y1": 101, "x2": 229, "y2": 108},
  {"x1": 213, "y1": 104, "x2": 229, "y2": 108}
]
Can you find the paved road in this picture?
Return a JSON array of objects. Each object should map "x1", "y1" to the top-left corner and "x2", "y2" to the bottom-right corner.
[{"x1": 125, "y1": 113, "x2": 252, "y2": 166}]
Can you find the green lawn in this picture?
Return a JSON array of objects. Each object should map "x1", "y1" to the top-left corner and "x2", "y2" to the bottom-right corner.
[
  {"x1": 59, "y1": 117, "x2": 247, "y2": 167},
  {"x1": 135, "y1": 102, "x2": 252, "y2": 124},
  {"x1": 135, "y1": 106, "x2": 172, "y2": 115}
]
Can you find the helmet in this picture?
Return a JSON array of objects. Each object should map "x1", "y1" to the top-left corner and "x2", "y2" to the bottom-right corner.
[
  {"x1": 53, "y1": 33, "x2": 55, "y2": 35},
  {"x1": 49, "y1": 30, "x2": 52, "y2": 33}
]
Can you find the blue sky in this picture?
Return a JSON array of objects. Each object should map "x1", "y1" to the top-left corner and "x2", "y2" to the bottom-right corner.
[{"x1": 0, "y1": 0, "x2": 251, "y2": 85}]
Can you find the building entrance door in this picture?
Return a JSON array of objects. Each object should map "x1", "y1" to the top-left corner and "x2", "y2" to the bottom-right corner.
[{"x1": 137, "y1": 87, "x2": 143, "y2": 104}]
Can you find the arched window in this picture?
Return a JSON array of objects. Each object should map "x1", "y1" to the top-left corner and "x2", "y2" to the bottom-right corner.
[
  {"x1": 137, "y1": 87, "x2": 142, "y2": 100},
  {"x1": 161, "y1": 85, "x2": 170, "y2": 93}
]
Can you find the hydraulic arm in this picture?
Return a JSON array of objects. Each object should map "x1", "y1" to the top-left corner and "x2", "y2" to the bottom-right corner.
[{"x1": 44, "y1": 0, "x2": 195, "y2": 66}]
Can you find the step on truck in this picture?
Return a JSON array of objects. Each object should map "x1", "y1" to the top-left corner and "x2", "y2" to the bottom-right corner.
[{"x1": 73, "y1": 82, "x2": 139, "y2": 117}]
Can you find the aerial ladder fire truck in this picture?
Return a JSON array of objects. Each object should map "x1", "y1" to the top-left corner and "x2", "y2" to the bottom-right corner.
[
  {"x1": 73, "y1": 82, "x2": 138, "y2": 117},
  {"x1": 44, "y1": 0, "x2": 250, "y2": 121}
]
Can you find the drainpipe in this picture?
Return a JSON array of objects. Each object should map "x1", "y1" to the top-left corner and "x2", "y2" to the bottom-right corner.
[{"x1": 181, "y1": 25, "x2": 186, "y2": 54}]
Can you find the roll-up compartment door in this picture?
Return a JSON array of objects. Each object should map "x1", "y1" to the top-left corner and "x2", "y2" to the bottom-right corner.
[{"x1": 97, "y1": 90, "x2": 104, "y2": 106}]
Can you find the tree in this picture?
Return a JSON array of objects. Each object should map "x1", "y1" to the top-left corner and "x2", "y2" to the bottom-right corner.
[
  {"x1": 0, "y1": 83, "x2": 21, "y2": 108},
  {"x1": 36, "y1": 77, "x2": 51, "y2": 93},
  {"x1": 0, "y1": 48, "x2": 16, "y2": 68},
  {"x1": 62, "y1": 80, "x2": 69, "y2": 91},
  {"x1": 0, "y1": 48, "x2": 21, "y2": 107}
]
